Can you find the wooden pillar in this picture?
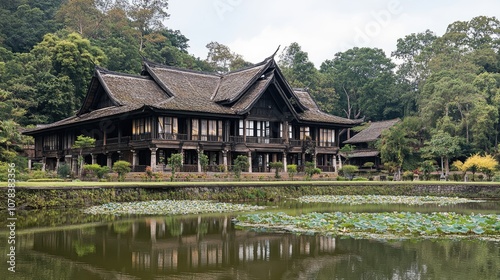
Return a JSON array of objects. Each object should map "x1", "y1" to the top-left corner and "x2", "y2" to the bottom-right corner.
[
  {"x1": 91, "y1": 153, "x2": 97, "y2": 165},
  {"x1": 150, "y1": 148, "x2": 157, "y2": 172},
  {"x1": 283, "y1": 152, "x2": 288, "y2": 172},
  {"x1": 131, "y1": 150, "x2": 137, "y2": 167},
  {"x1": 107, "y1": 153, "x2": 112, "y2": 168},
  {"x1": 222, "y1": 149, "x2": 228, "y2": 172},
  {"x1": 247, "y1": 151, "x2": 252, "y2": 173},
  {"x1": 71, "y1": 156, "x2": 78, "y2": 174},
  {"x1": 197, "y1": 147, "x2": 202, "y2": 173}
]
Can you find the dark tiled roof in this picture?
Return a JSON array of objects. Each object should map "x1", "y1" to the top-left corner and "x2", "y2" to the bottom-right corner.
[
  {"x1": 24, "y1": 105, "x2": 143, "y2": 133},
  {"x1": 101, "y1": 73, "x2": 168, "y2": 105},
  {"x1": 341, "y1": 149, "x2": 380, "y2": 158},
  {"x1": 344, "y1": 118, "x2": 400, "y2": 144},
  {"x1": 214, "y1": 60, "x2": 270, "y2": 103},
  {"x1": 293, "y1": 89, "x2": 362, "y2": 125},
  {"x1": 231, "y1": 74, "x2": 274, "y2": 113},
  {"x1": 26, "y1": 56, "x2": 363, "y2": 134}
]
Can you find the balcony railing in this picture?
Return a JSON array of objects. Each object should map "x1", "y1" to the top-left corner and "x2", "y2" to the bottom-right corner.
[
  {"x1": 95, "y1": 137, "x2": 130, "y2": 147},
  {"x1": 246, "y1": 137, "x2": 284, "y2": 144},
  {"x1": 157, "y1": 133, "x2": 188, "y2": 140}
]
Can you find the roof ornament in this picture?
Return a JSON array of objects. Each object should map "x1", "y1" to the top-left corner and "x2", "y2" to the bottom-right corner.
[{"x1": 271, "y1": 45, "x2": 281, "y2": 58}]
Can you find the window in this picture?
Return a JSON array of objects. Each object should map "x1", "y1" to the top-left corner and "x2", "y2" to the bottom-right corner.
[
  {"x1": 246, "y1": 120, "x2": 254, "y2": 137},
  {"x1": 319, "y1": 128, "x2": 335, "y2": 146},
  {"x1": 43, "y1": 135, "x2": 58, "y2": 150},
  {"x1": 158, "y1": 117, "x2": 178, "y2": 139},
  {"x1": 239, "y1": 120, "x2": 244, "y2": 136},
  {"x1": 200, "y1": 119, "x2": 208, "y2": 141},
  {"x1": 133, "y1": 118, "x2": 151, "y2": 135},
  {"x1": 300, "y1": 126, "x2": 310, "y2": 139},
  {"x1": 192, "y1": 119, "x2": 223, "y2": 141},
  {"x1": 63, "y1": 134, "x2": 74, "y2": 149},
  {"x1": 191, "y1": 119, "x2": 199, "y2": 140},
  {"x1": 208, "y1": 120, "x2": 222, "y2": 141}
]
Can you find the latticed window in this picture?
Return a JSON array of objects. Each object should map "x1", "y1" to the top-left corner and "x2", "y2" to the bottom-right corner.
[
  {"x1": 192, "y1": 119, "x2": 223, "y2": 141},
  {"x1": 299, "y1": 126, "x2": 310, "y2": 139},
  {"x1": 319, "y1": 128, "x2": 335, "y2": 146},
  {"x1": 158, "y1": 117, "x2": 178, "y2": 139},
  {"x1": 132, "y1": 118, "x2": 151, "y2": 135}
]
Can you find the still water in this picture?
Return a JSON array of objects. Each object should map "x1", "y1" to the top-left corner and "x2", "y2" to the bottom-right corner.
[{"x1": 1, "y1": 200, "x2": 499, "y2": 280}]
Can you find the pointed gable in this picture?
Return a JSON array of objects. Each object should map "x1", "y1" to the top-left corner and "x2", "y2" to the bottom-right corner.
[
  {"x1": 213, "y1": 58, "x2": 273, "y2": 104},
  {"x1": 77, "y1": 67, "x2": 169, "y2": 116}
]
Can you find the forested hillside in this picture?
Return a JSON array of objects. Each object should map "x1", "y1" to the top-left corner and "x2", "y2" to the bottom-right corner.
[{"x1": 1, "y1": 0, "x2": 499, "y2": 175}]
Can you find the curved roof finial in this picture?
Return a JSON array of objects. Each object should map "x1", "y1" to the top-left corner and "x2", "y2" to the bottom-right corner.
[{"x1": 271, "y1": 45, "x2": 281, "y2": 58}]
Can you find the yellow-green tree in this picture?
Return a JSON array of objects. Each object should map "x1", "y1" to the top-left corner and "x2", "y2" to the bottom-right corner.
[{"x1": 453, "y1": 154, "x2": 498, "y2": 181}]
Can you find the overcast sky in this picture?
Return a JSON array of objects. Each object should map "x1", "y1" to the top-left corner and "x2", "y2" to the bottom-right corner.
[{"x1": 166, "y1": 0, "x2": 500, "y2": 67}]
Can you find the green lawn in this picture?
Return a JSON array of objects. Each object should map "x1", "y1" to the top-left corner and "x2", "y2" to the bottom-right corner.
[{"x1": 1, "y1": 180, "x2": 500, "y2": 188}]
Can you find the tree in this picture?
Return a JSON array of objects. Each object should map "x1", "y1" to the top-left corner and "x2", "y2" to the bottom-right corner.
[
  {"x1": 304, "y1": 161, "x2": 321, "y2": 180},
  {"x1": 420, "y1": 130, "x2": 462, "y2": 177},
  {"x1": 279, "y1": 42, "x2": 319, "y2": 89},
  {"x1": 419, "y1": 160, "x2": 436, "y2": 181},
  {"x1": 233, "y1": 155, "x2": 249, "y2": 180},
  {"x1": 112, "y1": 160, "x2": 131, "y2": 182},
  {"x1": 199, "y1": 153, "x2": 209, "y2": 173},
  {"x1": 12, "y1": 32, "x2": 107, "y2": 123},
  {"x1": 72, "y1": 135, "x2": 95, "y2": 177},
  {"x1": 321, "y1": 47, "x2": 398, "y2": 120},
  {"x1": 459, "y1": 154, "x2": 498, "y2": 181},
  {"x1": 339, "y1": 144, "x2": 355, "y2": 164},
  {"x1": 0, "y1": 1, "x2": 64, "y2": 52},
  {"x1": 126, "y1": 0, "x2": 170, "y2": 52},
  {"x1": 205, "y1": 41, "x2": 249, "y2": 73},
  {"x1": 269, "y1": 161, "x2": 284, "y2": 179},
  {"x1": 377, "y1": 119, "x2": 420, "y2": 180},
  {"x1": 56, "y1": 0, "x2": 105, "y2": 39},
  {"x1": 340, "y1": 165, "x2": 359, "y2": 180},
  {"x1": 287, "y1": 164, "x2": 297, "y2": 181},
  {"x1": 167, "y1": 153, "x2": 183, "y2": 181},
  {"x1": 391, "y1": 30, "x2": 437, "y2": 115}
]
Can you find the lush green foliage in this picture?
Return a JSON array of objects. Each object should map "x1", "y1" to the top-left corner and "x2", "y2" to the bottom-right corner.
[
  {"x1": 304, "y1": 161, "x2": 321, "y2": 180},
  {"x1": 236, "y1": 211, "x2": 500, "y2": 239},
  {"x1": 297, "y1": 195, "x2": 481, "y2": 206},
  {"x1": 339, "y1": 165, "x2": 359, "y2": 180},
  {"x1": 269, "y1": 161, "x2": 284, "y2": 178},
  {"x1": 199, "y1": 153, "x2": 209, "y2": 173},
  {"x1": 112, "y1": 160, "x2": 131, "y2": 182},
  {"x1": 167, "y1": 153, "x2": 183, "y2": 181},
  {"x1": 1, "y1": 1, "x2": 499, "y2": 175},
  {"x1": 83, "y1": 200, "x2": 266, "y2": 215},
  {"x1": 287, "y1": 164, "x2": 297, "y2": 180},
  {"x1": 454, "y1": 154, "x2": 499, "y2": 180},
  {"x1": 233, "y1": 155, "x2": 249, "y2": 180}
]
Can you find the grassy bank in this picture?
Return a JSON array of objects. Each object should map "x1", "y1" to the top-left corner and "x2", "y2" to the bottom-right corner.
[{"x1": 1, "y1": 180, "x2": 500, "y2": 209}]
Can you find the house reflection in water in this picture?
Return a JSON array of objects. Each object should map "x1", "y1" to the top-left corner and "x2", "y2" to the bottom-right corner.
[{"x1": 31, "y1": 215, "x2": 337, "y2": 278}]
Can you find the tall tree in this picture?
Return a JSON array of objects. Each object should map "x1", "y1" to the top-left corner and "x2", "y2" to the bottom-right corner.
[
  {"x1": 392, "y1": 30, "x2": 437, "y2": 115},
  {"x1": 0, "y1": 0, "x2": 64, "y2": 53},
  {"x1": 126, "y1": 0, "x2": 170, "y2": 52},
  {"x1": 321, "y1": 47, "x2": 397, "y2": 120},
  {"x1": 278, "y1": 42, "x2": 319, "y2": 89},
  {"x1": 205, "y1": 42, "x2": 249, "y2": 73}
]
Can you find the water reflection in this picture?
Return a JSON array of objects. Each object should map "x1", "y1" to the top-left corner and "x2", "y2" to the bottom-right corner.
[
  {"x1": 9, "y1": 216, "x2": 341, "y2": 279},
  {"x1": 1, "y1": 200, "x2": 499, "y2": 280}
]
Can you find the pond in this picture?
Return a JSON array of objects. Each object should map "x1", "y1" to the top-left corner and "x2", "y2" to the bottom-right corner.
[{"x1": 1, "y1": 198, "x2": 499, "y2": 279}]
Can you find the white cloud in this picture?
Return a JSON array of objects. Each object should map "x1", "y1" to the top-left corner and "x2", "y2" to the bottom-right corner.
[{"x1": 167, "y1": 0, "x2": 500, "y2": 67}]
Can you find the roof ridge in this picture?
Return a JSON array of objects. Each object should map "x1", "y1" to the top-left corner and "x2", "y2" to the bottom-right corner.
[{"x1": 143, "y1": 60, "x2": 222, "y2": 77}]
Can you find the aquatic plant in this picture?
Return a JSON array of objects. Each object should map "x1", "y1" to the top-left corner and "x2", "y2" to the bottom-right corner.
[
  {"x1": 83, "y1": 200, "x2": 266, "y2": 216},
  {"x1": 235, "y1": 211, "x2": 500, "y2": 240},
  {"x1": 297, "y1": 195, "x2": 483, "y2": 206}
]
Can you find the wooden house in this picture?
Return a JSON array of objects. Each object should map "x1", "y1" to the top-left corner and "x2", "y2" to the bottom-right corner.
[
  {"x1": 24, "y1": 55, "x2": 362, "y2": 173},
  {"x1": 341, "y1": 118, "x2": 400, "y2": 169}
]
